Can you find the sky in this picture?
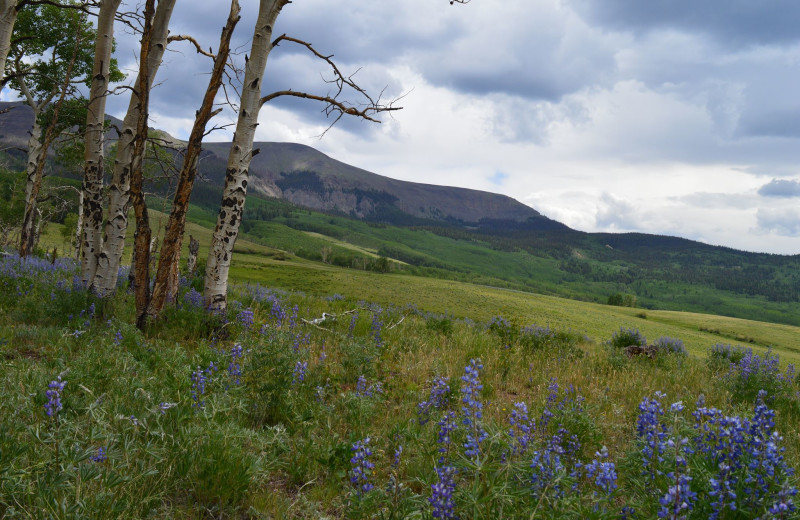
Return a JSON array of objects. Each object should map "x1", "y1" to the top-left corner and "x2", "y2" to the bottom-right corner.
[{"x1": 33, "y1": 1, "x2": 800, "y2": 254}]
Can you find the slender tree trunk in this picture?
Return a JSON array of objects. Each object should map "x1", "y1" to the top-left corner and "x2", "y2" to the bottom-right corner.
[
  {"x1": 74, "y1": 188, "x2": 83, "y2": 260},
  {"x1": 19, "y1": 119, "x2": 42, "y2": 256},
  {"x1": 19, "y1": 31, "x2": 81, "y2": 257},
  {"x1": 186, "y1": 234, "x2": 199, "y2": 274},
  {"x1": 92, "y1": 0, "x2": 177, "y2": 296},
  {"x1": 204, "y1": 0, "x2": 287, "y2": 313},
  {"x1": 81, "y1": 0, "x2": 122, "y2": 287},
  {"x1": 130, "y1": 0, "x2": 155, "y2": 329},
  {"x1": 0, "y1": 1, "x2": 18, "y2": 86},
  {"x1": 146, "y1": 0, "x2": 241, "y2": 321}
]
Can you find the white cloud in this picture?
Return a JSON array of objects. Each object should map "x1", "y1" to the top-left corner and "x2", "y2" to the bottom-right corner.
[{"x1": 88, "y1": 0, "x2": 800, "y2": 255}]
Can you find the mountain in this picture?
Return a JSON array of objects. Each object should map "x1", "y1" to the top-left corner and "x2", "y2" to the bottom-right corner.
[
  {"x1": 0, "y1": 101, "x2": 565, "y2": 230},
  {"x1": 199, "y1": 141, "x2": 566, "y2": 230}
]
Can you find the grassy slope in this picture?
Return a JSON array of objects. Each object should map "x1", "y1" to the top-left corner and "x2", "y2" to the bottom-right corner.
[{"x1": 39, "y1": 203, "x2": 800, "y2": 365}]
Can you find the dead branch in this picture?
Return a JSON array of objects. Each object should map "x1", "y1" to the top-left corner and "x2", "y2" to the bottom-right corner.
[
  {"x1": 263, "y1": 35, "x2": 402, "y2": 131},
  {"x1": 167, "y1": 34, "x2": 216, "y2": 59},
  {"x1": 387, "y1": 315, "x2": 407, "y2": 330}
]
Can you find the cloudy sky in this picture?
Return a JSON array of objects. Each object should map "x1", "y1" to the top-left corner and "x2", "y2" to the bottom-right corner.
[{"x1": 97, "y1": 1, "x2": 800, "y2": 254}]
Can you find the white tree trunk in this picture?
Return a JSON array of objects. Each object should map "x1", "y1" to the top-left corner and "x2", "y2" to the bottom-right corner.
[
  {"x1": 81, "y1": 0, "x2": 122, "y2": 287},
  {"x1": 74, "y1": 188, "x2": 84, "y2": 260},
  {"x1": 0, "y1": 1, "x2": 18, "y2": 85},
  {"x1": 204, "y1": 0, "x2": 288, "y2": 312},
  {"x1": 186, "y1": 234, "x2": 199, "y2": 274},
  {"x1": 20, "y1": 118, "x2": 43, "y2": 254},
  {"x1": 92, "y1": 0, "x2": 177, "y2": 296}
]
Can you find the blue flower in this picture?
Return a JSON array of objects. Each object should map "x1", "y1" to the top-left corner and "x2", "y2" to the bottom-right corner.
[
  {"x1": 460, "y1": 359, "x2": 486, "y2": 459},
  {"x1": 350, "y1": 437, "x2": 375, "y2": 497},
  {"x1": 44, "y1": 376, "x2": 66, "y2": 418}
]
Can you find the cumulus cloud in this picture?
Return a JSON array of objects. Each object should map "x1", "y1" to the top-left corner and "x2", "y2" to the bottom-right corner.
[
  {"x1": 84, "y1": 0, "x2": 800, "y2": 254},
  {"x1": 567, "y1": 0, "x2": 800, "y2": 46},
  {"x1": 755, "y1": 208, "x2": 800, "y2": 237},
  {"x1": 595, "y1": 192, "x2": 640, "y2": 231},
  {"x1": 758, "y1": 179, "x2": 800, "y2": 198}
]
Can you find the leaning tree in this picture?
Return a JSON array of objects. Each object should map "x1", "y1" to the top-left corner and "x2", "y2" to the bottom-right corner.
[{"x1": 201, "y1": 0, "x2": 469, "y2": 313}]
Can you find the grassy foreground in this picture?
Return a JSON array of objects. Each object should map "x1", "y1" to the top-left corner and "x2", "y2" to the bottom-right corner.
[{"x1": 2, "y1": 251, "x2": 800, "y2": 518}]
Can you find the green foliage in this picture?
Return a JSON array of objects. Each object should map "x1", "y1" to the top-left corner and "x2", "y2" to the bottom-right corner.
[
  {"x1": 4, "y1": 237, "x2": 800, "y2": 518},
  {"x1": 8, "y1": 2, "x2": 123, "y2": 97},
  {"x1": 607, "y1": 292, "x2": 637, "y2": 307},
  {"x1": 609, "y1": 327, "x2": 647, "y2": 349},
  {"x1": 0, "y1": 170, "x2": 24, "y2": 244}
]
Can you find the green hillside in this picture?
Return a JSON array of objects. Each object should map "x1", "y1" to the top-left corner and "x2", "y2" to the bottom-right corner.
[{"x1": 182, "y1": 189, "x2": 800, "y2": 327}]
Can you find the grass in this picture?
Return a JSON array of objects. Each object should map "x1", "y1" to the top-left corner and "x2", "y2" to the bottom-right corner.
[{"x1": 2, "y1": 251, "x2": 800, "y2": 518}]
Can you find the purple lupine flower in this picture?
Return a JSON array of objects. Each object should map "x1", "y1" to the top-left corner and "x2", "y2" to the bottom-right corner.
[
  {"x1": 183, "y1": 288, "x2": 203, "y2": 308},
  {"x1": 270, "y1": 300, "x2": 286, "y2": 327},
  {"x1": 393, "y1": 445, "x2": 403, "y2": 468},
  {"x1": 508, "y1": 401, "x2": 534, "y2": 457},
  {"x1": 654, "y1": 336, "x2": 687, "y2": 356},
  {"x1": 237, "y1": 308, "x2": 255, "y2": 330},
  {"x1": 658, "y1": 473, "x2": 697, "y2": 519},
  {"x1": 437, "y1": 411, "x2": 458, "y2": 461},
  {"x1": 45, "y1": 376, "x2": 66, "y2": 418},
  {"x1": 292, "y1": 361, "x2": 308, "y2": 385},
  {"x1": 350, "y1": 437, "x2": 375, "y2": 496},
  {"x1": 91, "y1": 446, "x2": 107, "y2": 463},
  {"x1": 430, "y1": 464, "x2": 457, "y2": 519},
  {"x1": 418, "y1": 376, "x2": 451, "y2": 425},
  {"x1": 355, "y1": 375, "x2": 382, "y2": 397},
  {"x1": 113, "y1": 330, "x2": 123, "y2": 346},
  {"x1": 371, "y1": 311, "x2": 383, "y2": 348},
  {"x1": 531, "y1": 442, "x2": 565, "y2": 498},
  {"x1": 460, "y1": 359, "x2": 486, "y2": 459},
  {"x1": 190, "y1": 362, "x2": 216, "y2": 410},
  {"x1": 228, "y1": 344, "x2": 244, "y2": 385},
  {"x1": 583, "y1": 446, "x2": 618, "y2": 496},
  {"x1": 636, "y1": 392, "x2": 668, "y2": 482},
  {"x1": 288, "y1": 305, "x2": 299, "y2": 331},
  {"x1": 348, "y1": 312, "x2": 359, "y2": 336}
]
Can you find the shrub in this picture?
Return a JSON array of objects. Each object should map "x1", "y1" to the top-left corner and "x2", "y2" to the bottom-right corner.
[
  {"x1": 652, "y1": 336, "x2": 687, "y2": 356},
  {"x1": 609, "y1": 327, "x2": 647, "y2": 349},
  {"x1": 723, "y1": 348, "x2": 796, "y2": 403},
  {"x1": 518, "y1": 325, "x2": 584, "y2": 358}
]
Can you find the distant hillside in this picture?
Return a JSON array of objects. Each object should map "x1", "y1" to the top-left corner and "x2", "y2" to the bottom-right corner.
[
  {"x1": 199, "y1": 141, "x2": 566, "y2": 229},
  {"x1": 0, "y1": 101, "x2": 564, "y2": 230}
]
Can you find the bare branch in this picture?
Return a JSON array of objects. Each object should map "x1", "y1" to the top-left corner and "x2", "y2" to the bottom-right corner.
[
  {"x1": 167, "y1": 34, "x2": 216, "y2": 59},
  {"x1": 264, "y1": 35, "x2": 403, "y2": 131}
]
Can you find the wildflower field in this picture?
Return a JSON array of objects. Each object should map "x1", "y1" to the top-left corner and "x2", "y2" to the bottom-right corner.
[{"x1": 1, "y1": 252, "x2": 800, "y2": 518}]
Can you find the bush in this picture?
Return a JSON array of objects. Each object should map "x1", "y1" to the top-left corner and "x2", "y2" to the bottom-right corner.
[
  {"x1": 723, "y1": 347, "x2": 796, "y2": 403},
  {"x1": 652, "y1": 336, "x2": 687, "y2": 356},
  {"x1": 609, "y1": 327, "x2": 647, "y2": 349},
  {"x1": 518, "y1": 325, "x2": 584, "y2": 358}
]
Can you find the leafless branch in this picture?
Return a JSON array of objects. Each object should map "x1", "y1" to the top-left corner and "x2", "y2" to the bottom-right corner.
[
  {"x1": 263, "y1": 35, "x2": 403, "y2": 134},
  {"x1": 167, "y1": 34, "x2": 216, "y2": 59}
]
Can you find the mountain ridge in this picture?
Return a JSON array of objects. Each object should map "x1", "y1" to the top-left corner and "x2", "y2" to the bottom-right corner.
[{"x1": 0, "y1": 101, "x2": 565, "y2": 230}]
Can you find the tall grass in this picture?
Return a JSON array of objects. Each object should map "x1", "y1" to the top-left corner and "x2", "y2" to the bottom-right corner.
[{"x1": 1, "y1": 252, "x2": 799, "y2": 518}]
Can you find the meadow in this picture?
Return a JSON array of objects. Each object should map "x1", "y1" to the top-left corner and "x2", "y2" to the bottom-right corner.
[{"x1": 1, "y1": 243, "x2": 799, "y2": 518}]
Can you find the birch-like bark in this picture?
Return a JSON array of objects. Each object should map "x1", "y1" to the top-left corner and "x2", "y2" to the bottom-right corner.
[
  {"x1": 19, "y1": 31, "x2": 80, "y2": 257},
  {"x1": 0, "y1": 1, "x2": 18, "y2": 85},
  {"x1": 204, "y1": 0, "x2": 287, "y2": 313},
  {"x1": 92, "y1": 0, "x2": 177, "y2": 296},
  {"x1": 186, "y1": 234, "x2": 199, "y2": 274},
  {"x1": 74, "y1": 188, "x2": 83, "y2": 260},
  {"x1": 81, "y1": 0, "x2": 122, "y2": 286},
  {"x1": 146, "y1": 0, "x2": 241, "y2": 321},
  {"x1": 19, "y1": 119, "x2": 42, "y2": 256}
]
